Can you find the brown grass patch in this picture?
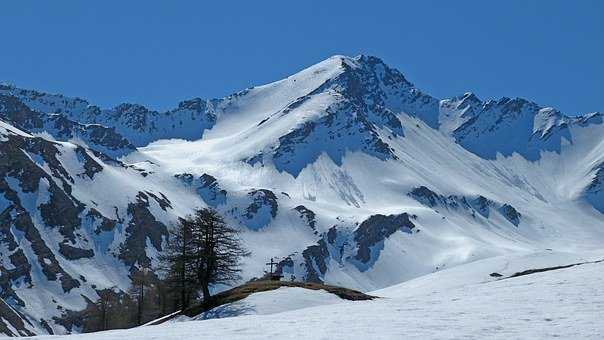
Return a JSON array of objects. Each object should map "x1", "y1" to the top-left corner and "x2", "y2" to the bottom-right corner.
[{"x1": 180, "y1": 281, "x2": 375, "y2": 319}]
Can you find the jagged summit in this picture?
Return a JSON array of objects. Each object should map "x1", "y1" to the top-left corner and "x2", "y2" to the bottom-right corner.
[
  {"x1": 2, "y1": 55, "x2": 595, "y2": 147},
  {"x1": 2, "y1": 55, "x2": 602, "y2": 172}
]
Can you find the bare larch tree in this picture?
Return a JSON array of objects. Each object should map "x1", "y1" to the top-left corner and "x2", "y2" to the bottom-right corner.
[
  {"x1": 158, "y1": 216, "x2": 197, "y2": 310},
  {"x1": 190, "y1": 208, "x2": 250, "y2": 300},
  {"x1": 159, "y1": 207, "x2": 250, "y2": 306}
]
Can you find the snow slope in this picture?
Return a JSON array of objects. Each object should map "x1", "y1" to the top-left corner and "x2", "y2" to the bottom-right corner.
[
  {"x1": 0, "y1": 54, "x2": 603, "y2": 336},
  {"x1": 27, "y1": 251, "x2": 604, "y2": 339}
]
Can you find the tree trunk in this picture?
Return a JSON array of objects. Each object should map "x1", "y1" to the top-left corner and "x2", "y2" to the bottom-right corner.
[
  {"x1": 100, "y1": 300, "x2": 107, "y2": 331},
  {"x1": 137, "y1": 280, "x2": 144, "y2": 325},
  {"x1": 180, "y1": 225, "x2": 187, "y2": 311},
  {"x1": 201, "y1": 283, "x2": 210, "y2": 301}
]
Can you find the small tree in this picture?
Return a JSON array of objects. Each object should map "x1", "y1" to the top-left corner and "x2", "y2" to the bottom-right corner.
[
  {"x1": 154, "y1": 279, "x2": 171, "y2": 316},
  {"x1": 95, "y1": 288, "x2": 115, "y2": 331},
  {"x1": 130, "y1": 267, "x2": 154, "y2": 325}
]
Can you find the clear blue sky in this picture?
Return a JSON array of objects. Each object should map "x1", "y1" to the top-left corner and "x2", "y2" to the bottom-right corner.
[{"x1": 1, "y1": 1, "x2": 602, "y2": 114}]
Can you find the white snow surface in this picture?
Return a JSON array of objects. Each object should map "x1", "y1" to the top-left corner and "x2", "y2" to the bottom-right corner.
[{"x1": 28, "y1": 251, "x2": 604, "y2": 339}]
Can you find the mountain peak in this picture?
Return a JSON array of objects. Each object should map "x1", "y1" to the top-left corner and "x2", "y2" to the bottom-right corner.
[
  {"x1": 353, "y1": 54, "x2": 386, "y2": 65},
  {"x1": 462, "y1": 92, "x2": 481, "y2": 102},
  {"x1": 0, "y1": 81, "x2": 15, "y2": 90},
  {"x1": 319, "y1": 54, "x2": 411, "y2": 86},
  {"x1": 320, "y1": 54, "x2": 387, "y2": 67}
]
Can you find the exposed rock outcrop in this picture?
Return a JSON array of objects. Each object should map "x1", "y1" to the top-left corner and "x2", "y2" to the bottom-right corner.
[
  {"x1": 409, "y1": 186, "x2": 522, "y2": 227},
  {"x1": 353, "y1": 213, "x2": 415, "y2": 267},
  {"x1": 293, "y1": 205, "x2": 318, "y2": 235},
  {"x1": 241, "y1": 189, "x2": 278, "y2": 230},
  {"x1": 119, "y1": 192, "x2": 170, "y2": 268},
  {"x1": 585, "y1": 164, "x2": 604, "y2": 213}
]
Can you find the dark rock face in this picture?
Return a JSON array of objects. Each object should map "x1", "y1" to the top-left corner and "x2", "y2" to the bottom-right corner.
[
  {"x1": 175, "y1": 173, "x2": 227, "y2": 207},
  {"x1": 0, "y1": 84, "x2": 222, "y2": 154},
  {"x1": 0, "y1": 246, "x2": 31, "y2": 306},
  {"x1": 269, "y1": 102, "x2": 399, "y2": 176},
  {"x1": 246, "y1": 190, "x2": 279, "y2": 218},
  {"x1": 14, "y1": 211, "x2": 80, "y2": 292},
  {"x1": 470, "y1": 196, "x2": 493, "y2": 218},
  {"x1": 326, "y1": 226, "x2": 350, "y2": 265},
  {"x1": 75, "y1": 147, "x2": 104, "y2": 180},
  {"x1": 0, "y1": 298, "x2": 35, "y2": 337},
  {"x1": 43, "y1": 114, "x2": 135, "y2": 157},
  {"x1": 105, "y1": 100, "x2": 219, "y2": 143},
  {"x1": 119, "y1": 192, "x2": 170, "y2": 268},
  {"x1": 409, "y1": 186, "x2": 522, "y2": 226},
  {"x1": 408, "y1": 186, "x2": 443, "y2": 207},
  {"x1": 353, "y1": 213, "x2": 415, "y2": 268},
  {"x1": 585, "y1": 164, "x2": 604, "y2": 213},
  {"x1": 0, "y1": 94, "x2": 43, "y2": 129},
  {"x1": 449, "y1": 96, "x2": 589, "y2": 161},
  {"x1": 275, "y1": 226, "x2": 343, "y2": 283},
  {"x1": 0, "y1": 94, "x2": 135, "y2": 157},
  {"x1": 589, "y1": 166, "x2": 604, "y2": 190},
  {"x1": 0, "y1": 129, "x2": 90, "y2": 245},
  {"x1": 111, "y1": 104, "x2": 152, "y2": 131},
  {"x1": 198, "y1": 174, "x2": 227, "y2": 207},
  {"x1": 249, "y1": 55, "x2": 442, "y2": 176},
  {"x1": 339, "y1": 55, "x2": 439, "y2": 129},
  {"x1": 0, "y1": 120, "x2": 178, "y2": 335},
  {"x1": 86, "y1": 208, "x2": 117, "y2": 234},
  {"x1": 145, "y1": 191, "x2": 173, "y2": 211},
  {"x1": 287, "y1": 213, "x2": 418, "y2": 282},
  {"x1": 293, "y1": 205, "x2": 318, "y2": 235},
  {"x1": 326, "y1": 226, "x2": 338, "y2": 244},
  {"x1": 408, "y1": 186, "x2": 471, "y2": 210},
  {"x1": 59, "y1": 243, "x2": 94, "y2": 260},
  {"x1": 439, "y1": 92, "x2": 483, "y2": 128},
  {"x1": 0, "y1": 132, "x2": 84, "y2": 293},
  {"x1": 242, "y1": 189, "x2": 278, "y2": 230},
  {"x1": 275, "y1": 256, "x2": 295, "y2": 277},
  {"x1": 302, "y1": 239, "x2": 330, "y2": 283},
  {"x1": 38, "y1": 184, "x2": 83, "y2": 243},
  {"x1": 499, "y1": 204, "x2": 521, "y2": 226}
]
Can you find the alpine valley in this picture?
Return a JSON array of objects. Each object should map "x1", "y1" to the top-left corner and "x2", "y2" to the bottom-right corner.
[{"x1": 0, "y1": 55, "x2": 603, "y2": 337}]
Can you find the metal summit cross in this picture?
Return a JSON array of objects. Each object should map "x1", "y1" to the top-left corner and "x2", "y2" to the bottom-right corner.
[
  {"x1": 265, "y1": 257, "x2": 278, "y2": 275},
  {"x1": 265, "y1": 257, "x2": 283, "y2": 281}
]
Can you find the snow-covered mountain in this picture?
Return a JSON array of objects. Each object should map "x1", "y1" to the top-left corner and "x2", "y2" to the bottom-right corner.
[{"x1": 0, "y1": 55, "x2": 602, "y2": 336}]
